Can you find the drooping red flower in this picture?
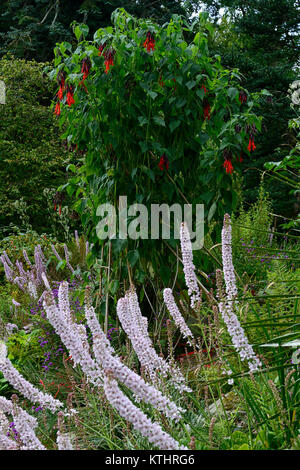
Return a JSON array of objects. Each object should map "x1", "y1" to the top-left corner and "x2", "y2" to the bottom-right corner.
[
  {"x1": 57, "y1": 85, "x2": 64, "y2": 101},
  {"x1": 66, "y1": 84, "x2": 75, "y2": 106},
  {"x1": 54, "y1": 100, "x2": 61, "y2": 116},
  {"x1": 247, "y1": 137, "x2": 256, "y2": 152},
  {"x1": 158, "y1": 154, "x2": 169, "y2": 171},
  {"x1": 98, "y1": 42, "x2": 106, "y2": 56},
  {"x1": 203, "y1": 97, "x2": 211, "y2": 120},
  {"x1": 103, "y1": 49, "x2": 116, "y2": 74},
  {"x1": 80, "y1": 57, "x2": 92, "y2": 81},
  {"x1": 239, "y1": 91, "x2": 247, "y2": 104},
  {"x1": 236, "y1": 154, "x2": 243, "y2": 163},
  {"x1": 245, "y1": 123, "x2": 257, "y2": 152},
  {"x1": 56, "y1": 70, "x2": 66, "y2": 91},
  {"x1": 223, "y1": 159, "x2": 234, "y2": 174},
  {"x1": 172, "y1": 78, "x2": 177, "y2": 93},
  {"x1": 79, "y1": 57, "x2": 91, "y2": 91},
  {"x1": 143, "y1": 31, "x2": 155, "y2": 52},
  {"x1": 201, "y1": 84, "x2": 207, "y2": 94},
  {"x1": 223, "y1": 149, "x2": 233, "y2": 174}
]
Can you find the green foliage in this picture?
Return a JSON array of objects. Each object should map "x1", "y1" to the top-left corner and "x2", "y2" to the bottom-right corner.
[
  {"x1": 6, "y1": 328, "x2": 44, "y2": 364},
  {"x1": 0, "y1": 56, "x2": 78, "y2": 235},
  {"x1": 0, "y1": 231, "x2": 53, "y2": 270},
  {"x1": 200, "y1": 0, "x2": 300, "y2": 217}
]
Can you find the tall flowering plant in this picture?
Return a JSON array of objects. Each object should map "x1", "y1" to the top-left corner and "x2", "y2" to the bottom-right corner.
[{"x1": 47, "y1": 8, "x2": 263, "y2": 275}]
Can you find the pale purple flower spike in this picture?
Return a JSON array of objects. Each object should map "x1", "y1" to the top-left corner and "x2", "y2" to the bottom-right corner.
[
  {"x1": 219, "y1": 214, "x2": 261, "y2": 372},
  {"x1": 163, "y1": 288, "x2": 194, "y2": 346},
  {"x1": 180, "y1": 222, "x2": 201, "y2": 309}
]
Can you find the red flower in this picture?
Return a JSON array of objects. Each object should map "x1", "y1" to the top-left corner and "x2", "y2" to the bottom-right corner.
[
  {"x1": 98, "y1": 43, "x2": 106, "y2": 56},
  {"x1": 105, "y1": 58, "x2": 114, "y2": 73},
  {"x1": 39, "y1": 379, "x2": 46, "y2": 389},
  {"x1": 57, "y1": 85, "x2": 64, "y2": 101},
  {"x1": 56, "y1": 70, "x2": 66, "y2": 91},
  {"x1": 201, "y1": 84, "x2": 207, "y2": 94},
  {"x1": 103, "y1": 49, "x2": 116, "y2": 74},
  {"x1": 223, "y1": 159, "x2": 234, "y2": 174},
  {"x1": 143, "y1": 31, "x2": 155, "y2": 52},
  {"x1": 239, "y1": 91, "x2": 247, "y2": 104},
  {"x1": 223, "y1": 149, "x2": 233, "y2": 174},
  {"x1": 66, "y1": 85, "x2": 75, "y2": 106},
  {"x1": 54, "y1": 100, "x2": 61, "y2": 116},
  {"x1": 247, "y1": 137, "x2": 256, "y2": 152},
  {"x1": 59, "y1": 204, "x2": 62, "y2": 216},
  {"x1": 81, "y1": 57, "x2": 91, "y2": 81},
  {"x1": 158, "y1": 154, "x2": 169, "y2": 171},
  {"x1": 159, "y1": 74, "x2": 164, "y2": 87},
  {"x1": 203, "y1": 98, "x2": 211, "y2": 120},
  {"x1": 236, "y1": 154, "x2": 243, "y2": 163}
]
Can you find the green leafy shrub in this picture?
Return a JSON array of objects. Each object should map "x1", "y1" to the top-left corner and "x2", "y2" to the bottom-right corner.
[
  {"x1": 48, "y1": 9, "x2": 264, "y2": 280},
  {"x1": 0, "y1": 55, "x2": 78, "y2": 235}
]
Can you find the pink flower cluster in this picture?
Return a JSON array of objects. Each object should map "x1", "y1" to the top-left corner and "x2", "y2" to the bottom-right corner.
[{"x1": 43, "y1": 284, "x2": 103, "y2": 386}]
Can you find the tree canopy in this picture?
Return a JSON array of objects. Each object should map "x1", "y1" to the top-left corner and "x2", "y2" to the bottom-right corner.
[{"x1": 0, "y1": 0, "x2": 188, "y2": 62}]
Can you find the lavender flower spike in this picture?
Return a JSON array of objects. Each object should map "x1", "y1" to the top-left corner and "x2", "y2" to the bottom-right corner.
[
  {"x1": 219, "y1": 214, "x2": 262, "y2": 372},
  {"x1": 0, "y1": 396, "x2": 45, "y2": 450},
  {"x1": 56, "y1": 432, "x2": 73, "y2": 450},
  {"x1": 180, "y1": 222, "x2": 201, "y2": 309},
  {"x1": 104, "y1": 370, "x2": 187, "y2": 450},
  {"x1": 75, "y1": 230, "x2": 80, "y2": 249},
  {"x1": 221, "y1": 214, "x2": 238, "y2": 300},
  {"x1": 163, "y1": 288, "x2": 194, "y2": 345},
  {"x1": 0, "y1": 341, "x2": 64, "y2": 413}
]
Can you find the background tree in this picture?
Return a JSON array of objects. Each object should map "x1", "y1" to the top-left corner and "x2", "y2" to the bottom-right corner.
[
  {"x1": 0, "y1": 0, "x2": 188, "y2": 62},
  {"x1": 0, "y1": 56, "x2": 77, "y2": 235},
  {"x1": 196, "y1": 0, "x2": 300, "y2": 217}
]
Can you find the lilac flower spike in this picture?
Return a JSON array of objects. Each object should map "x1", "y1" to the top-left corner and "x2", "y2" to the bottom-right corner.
[
  {"x1": 163, "y1": 288, "x2": 194, "y2": 346},
  {"x1": 104, "y1": 370, "x2": 187, "y2": 450},
  {"x1": 180, "y1": 222, "x2": 201, "y2": 309},
  {"x1": 84, "y1": 293, "x2": 184, "y2": 420},
  {"x1": 219, "y1": 214, "x2": 261, "y2": 372},
  {"x1": 43, "y1": 285, "x2": 103, "y2": 386},
  {"x1": 0, "y1": 341, "x2": 64, "y2": 413},
  {"x1": 117, "y1": 288, "x2": 191, "y2": 392},
  {"x1": 0, "y1": 396, "x2": 45, "y2": 450},
  {"x1": 56, "y1": 432, "x2": 73, "y2": 450},
  {"x1": 75, "y1": 230, "x2": 80, "y2": 249},
  {"x1": 0, "y1": 255, "x2": 14, "y2": 282}
]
